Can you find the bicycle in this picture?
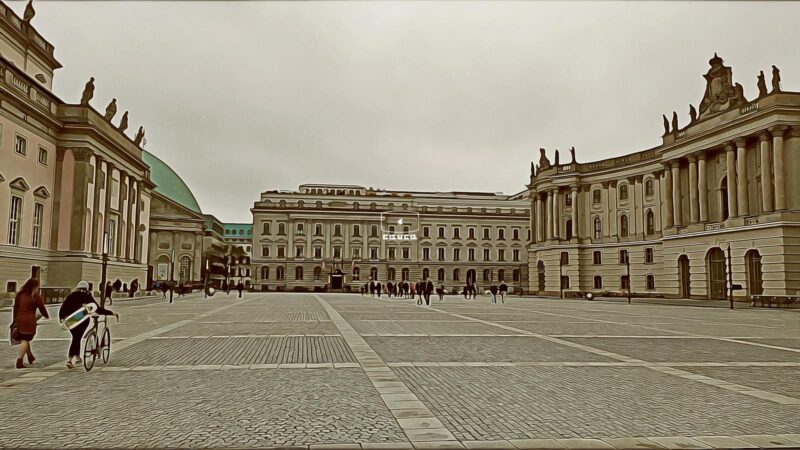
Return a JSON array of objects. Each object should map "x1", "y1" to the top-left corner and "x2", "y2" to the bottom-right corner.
[{"x1": 83, "y1": 314, "x2": 114, "y2": 371}]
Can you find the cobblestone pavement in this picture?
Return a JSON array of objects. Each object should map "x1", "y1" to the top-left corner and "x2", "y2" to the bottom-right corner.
[{"x1": 0, "y1": 292, "x2": 799, "y2": 449}]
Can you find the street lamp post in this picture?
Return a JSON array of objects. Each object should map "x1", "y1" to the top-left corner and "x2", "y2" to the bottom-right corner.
[
  {"x1": 727, "y1": 244, "x2": 734, "y2": 310},
  {"x1": 559, "y1": 258, "x2": 564, "y2": 300},
  {"x1": 100, "y1": 232, "x2": 109, "y2": 308},
  {"x1": 204, "y1": 259, "x2": 209, "y2": 299},
  {"x1": 169, "y1": 248, "x2": 175, "y2": 304},
  {"x1": 626, "y1": 252, "x2": 632, "y2": 304}
]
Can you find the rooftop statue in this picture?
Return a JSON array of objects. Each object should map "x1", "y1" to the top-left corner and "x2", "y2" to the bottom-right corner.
[
  {"x1": 689, "y1": 104, "x2": 697, "y2": 123},
  {"x1": 538, "y1": 148, "x2": 551, "y2": 171},
  {"x1": 772, "y1": 65, "x2": 781, "y2": 92},
  {"x1": 757, "y1": 71, "x2": 768, "y2": 97},
  {"x1": 134, "y1": 126, "x2": 145, "y2": 146},
  {"x1": 554, "y1": 149, "x2": 560, "y2": 166},
  {"x1": 104, "y1": 98, "x2": 117, "y2": 121},
  {"x1": 80, "y1": 77, "x2": 95, "y2": 106},
  {"x1": 698, "y1": 53, "x2": 738, "y2": 119},
  {"x1": 118, "y1": 111, "x2": 129, "y2": 133},
  {"x1": 662, "y1": 114, "x2": 670, "y2": 135},
  {"x1": 22, "y1": 0, "x2": 35, "y2": 23},
  {"x1": 671, "y1": 111, "x2": 678, "y2": 133},
  {"x1": 734, "y1": 83, "x2": 746, "y2": 104},
  {"x1": 570, "y1": 146, "x2": 576, "y2": 164}
]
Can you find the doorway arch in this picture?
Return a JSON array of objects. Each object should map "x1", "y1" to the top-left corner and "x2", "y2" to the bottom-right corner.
[
  {"x1": 706, "y1": 247, "x2": 726, "y2": 299},
  {"x1": 745, "y1": 250, "x2": 763, "y2": 296}
]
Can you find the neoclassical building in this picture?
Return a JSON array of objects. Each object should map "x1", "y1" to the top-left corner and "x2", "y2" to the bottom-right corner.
[
  {"x1": 0, "y1": 3, "x2": 153, "y2": 293},
  {"x1": 251, "y1": 184, "x2": 530, "y2": 292},
  {"x1": 528, "y1": 55, "x2": 800, "y2": 300}
]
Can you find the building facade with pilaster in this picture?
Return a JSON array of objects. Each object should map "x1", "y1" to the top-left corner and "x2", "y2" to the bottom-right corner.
[{"x1": 528, "y1": 55, "x2": 800, "y2": 299}]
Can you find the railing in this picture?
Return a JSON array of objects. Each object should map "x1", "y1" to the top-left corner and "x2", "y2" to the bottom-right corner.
[
  {"x1": 0, "y1": 3, "x2": 56, "y2": 57},
  {"x1": 12, "y1": 74, "x2": 29, "y2": 94},
  {"x1": 705, "y1": 223, "x2": 724, "y2": 231},
  {"x1": 740, "y1": 102, "x2": 759, "y2": 115}
]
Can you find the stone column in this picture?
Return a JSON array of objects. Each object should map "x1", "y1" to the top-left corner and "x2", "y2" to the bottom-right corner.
[
  {"x1": 571, "y1": 188, "x2": 578, "y2": 240},
  {"x1": 148, "y1": 230, "x2": 157, "y2": 268},
  {"x1": 663, "y1": 166, "x2": 674, "y2": 227},
  {"x1": 91, "y1": 154, "x2": 103, "y2": 254},
  {"x1": 103, "y1": 162, "x2": 115, "y2": 255},
  {"x1": 69, "y1": 148, "x2": 93, "y2": 251},
  {"x1": 735, "y1": 138, "x2": 748, "y2": 216},
  {"x1": 760, "y1": 132, "x2": 774, "y2": 212},
  {"x1": 552, "y1": 188, "x2": 560, "y2": 240},
  {"x1": 536, "y1": 196, "x2": 543, "y2": 242},
  {"x1": 194, "y1": 233, "x2": 203, "y2": 282},
  {"x1": 133, "y1": 182, "x2": 142, "y2": 263},
  {"x1": 125, "y1": 175, "x2": 135, "y2": 261},
  {"x1": 530, "y1": 192, "x2": 537, "y2": 243},
  {"x1": 688, "y1": 155, "x2": 699, "y2": 223},
  {"x1": 545, "y1": 192, "x2": 553, "y2": 241},
  {"x1": 172, "y1": 230, "x2": 180, "y2": 281},
  {"x1": 771, "y1": 126, "x2": 788, "y2": 210},
  {"x1": 725, "y1": 145, "x2": 738, "y2": 218},
  {"x1": 671, "y1": 162, "x2": 682, "y2": 226},
  {"x1": 117, "y1": 171, "x2": 129, "y2": 258},
  {"x1": 698, "y1": 153, "x2": 709, "y2": 222}
]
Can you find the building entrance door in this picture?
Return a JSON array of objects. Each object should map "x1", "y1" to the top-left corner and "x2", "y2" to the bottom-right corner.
[
  {"x1": 707, "y1": 248, "x2": 726, "y2": 299},
  {"x1": 331, "y1": 269, "x2": 344, "y2": 290},
  {"x1": 678, "y1": 255, "x2": 690, "y2": 298}
]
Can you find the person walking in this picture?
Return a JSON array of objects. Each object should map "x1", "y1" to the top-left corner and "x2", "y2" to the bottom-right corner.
[
  {"x1": 489, "y1": 284, "x2": 499, "y2": 304},
  {"x1": 424, "y1": 278, "x2": 434, "y2": 306},
  {"x1": 415, "y1": 281, "x2": 423, "y2": 305},
  {"x1": 225, "y1": 281, "x2": 232, "y2": 296},
  {"x1": 236, "y1": 282, "x2": 244, "y2": 298},
  {"x1": 160, "y1": 282, "x2": 168, "y2": 301},
  {"x1": 129, "y1": 279, "x2": 139, "y2": 298},
  {"x1": 104, "y1": 281, "x2": 114, "y2": 306},
  {"x1": 437, "y1": 282, "x2": 445, "y2": 301},
  {"x1": 10, "y1": 278, "x2": 49, "y2": 369},
  {"x1": 58, "y1": 281, "x2": 118, "y2": 369},
  {"x1": 177, "y1": 282, "x2": 185, "y2": 298},
  {"x1": 376, "y1": 281, "x2": 383, "y2": 298},
  {"x1": 499, "y1": 282, "x2": 508, "y2": 304},
  {"x1": 386, "y1": 281, "x2": 394, "y2": 299}
]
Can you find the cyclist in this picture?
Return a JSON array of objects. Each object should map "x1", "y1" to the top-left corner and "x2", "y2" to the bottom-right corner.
[{"x1": 58, "y1": 281, "x2": 118, "y2": 369}]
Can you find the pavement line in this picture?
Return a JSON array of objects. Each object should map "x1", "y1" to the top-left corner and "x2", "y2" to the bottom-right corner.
[
  {"x1": 0, "y1": 294, "x2": 266, "y2": 395},
  {"x1": 314, "y1": 294, "x2": 456, "y2": 446},
  {"x1": 423, "y1": 305, "x2": 800, "y2": 406}
]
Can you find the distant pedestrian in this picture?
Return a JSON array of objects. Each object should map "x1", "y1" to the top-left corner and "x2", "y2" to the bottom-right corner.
[
  {"x1": 463, "y1": 284, "x2": 469, "y2": 300},
  {"x1": 160, "y1": 282, "x2": 168, "y2": 300},
  {"x1": 376, "y1": 281, "x2": 383, "y2": 298},
  {"x1": 178, "y1": 282, "x2": 185, "y2": 298},
  {"x1": 386, "y1": 281, "x2": 394, "y2": 299},
  {"x1": 236, "y1": 282, "x2": 244, "y2": 298},
  {"x1": 499, "y1": 282, "x2": 508, "y2": 304},
  {"x1": 129, "y1": 279, "x2": 139, "y2": 298},
  {"x1": 415, "y1": 281, "x2": 423, "y2": 305},
  {"x1": 489, "y1": 284, "x2": 499, "y2": 304},
  {"x1": 437, "y1": 282, "x2": 445, "y2": 301},
  {"x1": 10, "y1": 278, "x2": 49, "y2": 369},
  {"x1": 104, "y1": 281, "x2": 114, "y2": 306},
  {"x1": 424, "y1": 278, "x2": 434, "y2": 306}
]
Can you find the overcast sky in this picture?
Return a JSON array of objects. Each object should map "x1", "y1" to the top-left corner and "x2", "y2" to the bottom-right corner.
[{"x1": 13, "y1": 1, "x2": 800, "y2": 223}]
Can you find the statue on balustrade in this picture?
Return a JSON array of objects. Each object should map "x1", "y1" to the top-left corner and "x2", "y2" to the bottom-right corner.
[
  {"x1": 134, "y1": 126, "x2": 145, "y2": 146},
  {"x1": 530, "y1": 162, "x2": 536, "y2": 178},
  {"x1": 104, "y1": 98, "x2": 117, "y2": 121},
  {"x1": 734, "y1": 83, "x2": 746, "y2": 105},
  {"x1": 80, "y1": 77, "x2": 95, "y2": 105},
  {"x1": 118, "y1": 111, "x2": 129, "y2": 133},
  {"x1": 570, "y1": 146, "x2": 576, "y2": 164},
  {"x1": 538, "y1": 148, "x2": 551, "y2": 171},
  {"x1": 662, "y1": 114, "x2": 670, "y2": 135},
  {"x1": 757, "y1": 70, "x2": 768, "y2": 97},
  {"x1": 554, "y1": 149, "x2": 560, "y2": 166},
  {"x1": 699, "y1": 54, "x2": 739, "y2": 118},
  {"x1": 22, "y1": 0, "x2": 35, "y2": 23},
  {"x1": 689, "y1": 105, "x2": 697, "y2": 123},
  {"x1": 671, "y1": 111, "x2": 678, "y2": 133},
  {"x1": 772, "y1": 65, "x2": 781, "y2": 92}
]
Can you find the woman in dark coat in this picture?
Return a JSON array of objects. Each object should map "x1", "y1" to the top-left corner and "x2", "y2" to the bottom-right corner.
[{"x1": 11, "y1": 278, "x2": 49, "y2": 369}]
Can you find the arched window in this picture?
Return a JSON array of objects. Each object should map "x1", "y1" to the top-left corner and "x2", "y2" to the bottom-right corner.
[
  {"x1": 620, "y1": 215, "x2": 629, "y2": 238},
  {"x1": 353, "y1": 225, "x2": 361, "y2": 237},
  {"x1": 261, "y1": 266, "x2": 269, "y2": 279},
  {"x1": 512, "y1": 269, "x2": 520, "y2": 282},
  {"x1": 314, "y1": 266, "x2": 322, "y2": 281},
  {"x1": 646, "y1": 274, "x2": 655, "y2": 291},
  {"x1": 483, "y1": 268, "x2": 491, "y2": 282},
  {"x1": 498, "y1": 269, "x2": 505, "y2": 282},
  {"x1": 619, "y1": 184, "x2": 629, "y2": 201},
  {"x1": 402, "y1": 268, "x2": 410, "y2": 281},
  {"x1": 645, "y1": 210, "x2": 655, "y2": 235},
  {"x1": 370, "y1": 267, "x2": 378, "y2": 280},
  {"x1": 706, "y1": 248, "x2": 726, "y2": 299},
  {"x1": 437, "y1": 268, "x2": 445, "y2": 281},
  {"x1": 388, "y1": 267, "x2": 396, "y2": 280},
  {"x1": 453, "y1": 268, "x2": 460, "y2": 281},
  {"x1": 593, "y1": 217, "x2": 602, "y2": 239},
  {"x1": 645, "y1": 179, "x2": 654, "y2": 196},
  {"x1": 746, "y1": 250, "x2": 763, "y2": 296},
  {"x1": 352, "y1": 266, "x2": 360, "y2": 281},
  {"x1": 422, "y1": 268, "x2": 430, "y2": 280},
  {"x1": 276, "y1": 266, "x2": 285, "y2": 280},
  {"x1": 593, "y1": 275, "x2": 603, "y2": 289},
  {"x1": 179, "y1": 256, "x2": 191, "y2": 283},
  {"x1": 295, "y1": 266, "x2": 304, "y2": 280}
]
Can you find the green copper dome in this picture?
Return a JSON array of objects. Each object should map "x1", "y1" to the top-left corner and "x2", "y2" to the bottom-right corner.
[{"x1": 142, "y1": 150, "x2": 202, "y2": 215}]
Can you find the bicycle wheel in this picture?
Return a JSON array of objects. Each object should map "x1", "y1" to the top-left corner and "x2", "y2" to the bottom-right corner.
[
  {"x1": 101, "y1": 326, "x2": 111, "y2": 364},
  {"x1": 83, "y1": 331, "x2": 97, "y2": 372}
]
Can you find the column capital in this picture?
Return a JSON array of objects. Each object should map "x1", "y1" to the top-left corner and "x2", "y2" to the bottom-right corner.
[
  {"x1": 734, "y1": 137, "x2": 747, "y2": 148},
  {"x1": 769, "y1": 125, "x2": 789, "y2": 137},
  {"x1": 687, "y1": 154, "x2": 697, "y2": 163},
  {"x1": 759, "y1": 131, "x2": 771, "y2": 142},
  {"x1": 790, "y1": 127, "x2": 800, "y2": 138},
  {"x1": 670, "y1": 161, "x2": 681, "y2": 169},
  {"x1": 696, "y1": 151, "x2": 707, "y2": 162},
  {"x1": 570, "y1": 186, "x2": 579, "y2": 193},
  {"x1": 724, "y1": 143, "x2": 735, "y2": 153},
  {"x1": 72, "y1": 147, "x2": 93, "y2": 162}
]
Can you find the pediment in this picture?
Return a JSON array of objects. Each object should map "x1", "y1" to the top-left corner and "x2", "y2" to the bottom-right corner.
[
  {"x1": 9, "y1": 177, "x2": 29, "y2": 191},
  {"x1": 33, "y1": 186, "x2": 50, "y2": 198}
]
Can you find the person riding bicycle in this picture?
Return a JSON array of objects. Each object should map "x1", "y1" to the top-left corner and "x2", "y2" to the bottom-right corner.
[{"x1": 58, "y1": 281, "x2": 118, "y2": 369}]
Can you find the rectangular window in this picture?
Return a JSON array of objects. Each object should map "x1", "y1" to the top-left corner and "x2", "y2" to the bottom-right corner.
[
  {"x1": 619, "y1": 249, "x2": 629, "y2": 264},
  {"x1": 646, "y1": 275, "x2": 655, "y2": 290},
  {"x1": 498, "y1": 249, "x2": 505, "y2": 262},
  {"x1": 14, "y1": 135, "x2": 26, "y2": 156},
  {"x1": 469, "y1": 228, "x2": 476, "y2": 239},
  {"x1": 315, "y1": 224, "x2": 323, "y2": 236},
  {"x1": 438, "y1": 248, "x2": 445, "y2": 261},
  {"x1": 513, "y1": 229, "x2": 520, "y2": 240},
  {"x1": 593, "y1": 251, "x2": 602, "y2": 265},
  {"x1": 423, "y1": 248, "x2": 430, "y2": 261},
  {"x1": 423, "y1": 226, "x2": 430, "y2": 238},
  {"x1": 483, "y1": 228, "x2": 490, "y2": 240},
  {"x1": 560, "y1": 251, "x2": 569, "y2": 265},
  {"x1": 333, "y1": 246, "x2": 342, "y2": 258},
  {"x1": 261, "y1": 246, "x2": 270, "y2": 257},
  {"x1": 565, "y1": 195, "x2": 572, "y2": 207},
  {"x1": 469, "y1": 249, "x2": 476, "y2": 261},
  {"x1": 38, "y1": 147, "x2": 48, "y2": 165},
  {"x1": 621, "y1": 275, "x2": 630, "y2": 290},
  {"x1": 296, "y1": 223, "x2": 304, "y2": 235},
  {"x1": 8, "y1": 195, "x2": 23, "y2": 245},
  {"x1": 334, "y1": 224, "x2": 342, "y2": 236},
  {"x1": 107, "y1": 218, "x2": 117, "y2": 256},
  {"x1": 483, "y1": 248, "x2": 491, "y2": 261},
  {"x1": 295, "y1": 246, "x2": 304, "y2": 258},
  {"x1": 262, "y1": 222, "x2": 270, "y2": 235},
  {"x1": 512, "y1": 249, "x2": 520, "y2": 262},
  {"x1": 498, "y1": 229, "x2": 505, "y2": 240},
  {"x1": 388, "y1": 247, "x2": 396, "y2": 260},
  {"x1": 453, "y1": 227, "x2": 461, "y2": 239},
  {"x1": 438, "y1": 227, "x2": 445, "y2": 238},
  {"x1": 370, "y1": 247, "x2": 378, "y2": 259},
  {"x1": 277, "y1": 246, "x2": 286, "y2": 258},
  {"x1": 645, "y1": 247, "x2": 654, "y2": 264},
  {"x1": 352, "y1": 247, "x2": 361, "y2": 259},
  {"x1": 352, "y1": 225, "x2": 361, "y2": 237},
  {"x1": 402, "y1": 247, "x2": 410, "y2": 259},
  {"x1": 454, "y1": 248, "x2": 461, "y2": 261},
  {"x1": 278, "y1": 223, "x2": 286, "y2": 235},
  {"x1": 314, "y1": 246, "x2": 323, "y2": 258},
  {"x1": 32, "y1": 203, "x2": 43, "y2": 248},
  {"x1": 593, "y1": 276, "x2": 603, "y2": 289}
]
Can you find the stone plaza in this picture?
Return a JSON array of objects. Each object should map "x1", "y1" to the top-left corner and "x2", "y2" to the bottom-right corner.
[{"x1": 1, "y1": 293, "x2": 799, "y2": 449}]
